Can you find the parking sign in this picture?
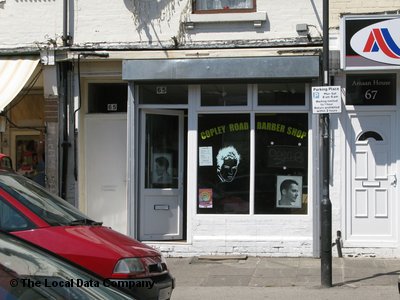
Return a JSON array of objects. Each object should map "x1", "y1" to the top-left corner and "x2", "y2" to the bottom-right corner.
[{"x1": 312, "y1": 86, "x2": 342, "y2": 114}]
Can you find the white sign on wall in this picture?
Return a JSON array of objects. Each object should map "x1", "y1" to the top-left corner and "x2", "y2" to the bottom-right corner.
[{"x1": 312, "y1": 86, "x2": 342, "y2": 114}]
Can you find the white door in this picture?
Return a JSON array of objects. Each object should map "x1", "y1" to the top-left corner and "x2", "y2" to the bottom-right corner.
[
  {"x1": 346, "y1": 113, "x2": 397, "y2": 247},
  {"x1": 139, "y1": 110, "x2": 184, "y2": 240},
  {"x1": 85, "y1": 114, "x2": 127, "y2": 234}
]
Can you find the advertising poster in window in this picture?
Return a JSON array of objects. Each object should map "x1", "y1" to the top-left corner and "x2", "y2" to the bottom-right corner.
[
  {"x1": 198, "y1": 188, "x2": 213, "y2": 208},
  {"x1": 197, "y1": 114, "x2": 250, "y2": 214},
  {"x1": 276, "y1": 175, "x2": 302, "y2": 208}
]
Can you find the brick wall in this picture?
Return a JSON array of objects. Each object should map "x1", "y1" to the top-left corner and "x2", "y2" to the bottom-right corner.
[{"x1": 330, "y1": 0, "x2": 399, "y2": 28}]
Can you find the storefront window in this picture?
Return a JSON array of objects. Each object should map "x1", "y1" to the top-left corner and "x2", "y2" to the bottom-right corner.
[
  {"x1": 15, "y1": 135, "x2": 45, "y2": 187},
  {"x1": 139, "y1": 84, "x2": 188, "y2": 104},
  {"x1": 258, "y1": 83, "x2": 305, "y2": 105},
  {"x1": 201, "y1": 84, "x2": 247, "y2": 106},
  {"x1": 197, "y1": 114, "x2": 250, "y2": 214},
  {"x1": 88, "y1": 83, "x2": 127, "y2": 113},
  {"x1": 254, "y1": 114, "x2": 308, "y2": 214}
]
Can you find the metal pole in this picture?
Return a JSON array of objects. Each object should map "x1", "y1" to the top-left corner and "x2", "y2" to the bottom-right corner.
[{"x1": 321, "y1": 0, "x2": 332, "y2": 288}]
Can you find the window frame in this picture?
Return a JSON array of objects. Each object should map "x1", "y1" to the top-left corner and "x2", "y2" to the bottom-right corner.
[
  {"x1": 197, "y1": 83, "x2": 252, "y2": 111},
  {"x1": 192, "y1": 0, "x2": 256, "y2": 14},
  {"x1": 195, "y1": 83, "x2": 311, "y2": 216},
  {"x1": 253, "y1": 83, "x2": 310, "y2": 111}
]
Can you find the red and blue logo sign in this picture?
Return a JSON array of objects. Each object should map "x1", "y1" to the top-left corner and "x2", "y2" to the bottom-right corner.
[{"x1": 350, "y1": 18, "x2": 400, "y2": 65}]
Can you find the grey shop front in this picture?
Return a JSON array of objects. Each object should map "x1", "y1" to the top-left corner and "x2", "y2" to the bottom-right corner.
[{"x1": 122, "y1": 55, "x2": 321, "y2": 256}]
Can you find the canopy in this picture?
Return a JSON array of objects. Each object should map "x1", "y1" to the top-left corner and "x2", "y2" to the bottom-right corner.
[{"x1": 0, "y1": 57, "x2": 40, "y2": 112}]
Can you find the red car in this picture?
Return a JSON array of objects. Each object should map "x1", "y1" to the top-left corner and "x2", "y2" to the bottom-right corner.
[{"x1": 0, "y1": 170, "x2": 174, "y2": 300}]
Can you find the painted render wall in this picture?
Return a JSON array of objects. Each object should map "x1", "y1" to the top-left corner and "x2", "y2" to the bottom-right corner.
[
  {"x1": 0, "y1": 0, "x2": 398, "y2": 49},
  {"x1": 0, "y1": 0, "x2": 63, "y2": 49},
  {"x1": 72, "y1": 0, "x2": 323, "y2": 47}
]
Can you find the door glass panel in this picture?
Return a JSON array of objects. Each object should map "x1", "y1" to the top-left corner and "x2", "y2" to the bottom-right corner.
[{"x1": 145, "y1": 114, "x2": 179, "y2": 189}]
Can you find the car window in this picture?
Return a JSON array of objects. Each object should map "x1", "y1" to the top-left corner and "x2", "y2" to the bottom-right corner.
[
  {"x1": 0, "y1": 173, "x2": 89, "y2": 226},
  {"x1": 0, "y1": 232, "x2": 133, "y2": 299},
  {"x1": 0, "y1": 198, "x2": 34, "y2": 232}
]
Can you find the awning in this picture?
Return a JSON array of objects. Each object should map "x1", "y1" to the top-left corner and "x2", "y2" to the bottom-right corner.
[
  {"x1": 0, "y1": 57, "x2": 40, "y2": 112},
  {"x1": 123, "y1": 56, "x2": 320, "y2": 81}
]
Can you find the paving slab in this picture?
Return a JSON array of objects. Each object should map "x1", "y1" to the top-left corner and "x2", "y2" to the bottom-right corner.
[{"x1": 166, "y1": 256, "x2": 400, "y2": 290}]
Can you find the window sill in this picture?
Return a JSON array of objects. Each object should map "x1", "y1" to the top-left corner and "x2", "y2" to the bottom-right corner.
[{"x1": 186, "y1": 11, "x2": 267, "y2": 29}]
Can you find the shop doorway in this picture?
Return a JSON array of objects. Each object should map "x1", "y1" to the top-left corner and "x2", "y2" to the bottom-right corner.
[
  {"x1": 346, "y1": 112, "x2": 397, "y2": 246},
  {"x1": 139, "y1": 110, "x2": 184, "y2": 240}
]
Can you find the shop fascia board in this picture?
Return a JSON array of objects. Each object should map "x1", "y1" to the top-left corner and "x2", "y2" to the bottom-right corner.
[
  {"x1": 122, "y1": 55, "x2": 320, "y2": 81},
  {"x1": 62, "y1": 47, "x2": 321, "y2": 61}
]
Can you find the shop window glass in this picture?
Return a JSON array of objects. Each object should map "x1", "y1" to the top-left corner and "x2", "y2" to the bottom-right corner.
[
  {"x1": 139, "y1": 84, "x2": 188, "y2": 105},
  {"x1": 88, "y1": 83, "x2": 127, "y2": 113},
  {"x1": 201, "y1": 84, "x2": 247, "y2": 106},
  {"x1": 254, "y1": 114, "x2": 308, "y2": 214},
  {"x1": 258, "y1": 83, "x2": 305, "y2": 105},
  {"x1": 16, "y1": 135, "x2": 45, "y2": 187},
  {"x1": 193, "y1": 0, "x2": 256, "y2": 13},
  {"x1": 197, "y1": 114, "x2": 250, "y2": 214}
]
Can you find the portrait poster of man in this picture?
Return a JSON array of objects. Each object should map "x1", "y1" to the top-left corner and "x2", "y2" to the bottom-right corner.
[
  {"x1": 276, "y1": 175, "x2": 302, "y2": 208},
  {"x1": 152, "y1": 153, "x2": 173, "y2": 185}
]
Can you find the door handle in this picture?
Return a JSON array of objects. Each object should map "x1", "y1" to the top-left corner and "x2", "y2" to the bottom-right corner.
[{"x1": 390, "y1": 174, "x2": 397, "y2": 187}]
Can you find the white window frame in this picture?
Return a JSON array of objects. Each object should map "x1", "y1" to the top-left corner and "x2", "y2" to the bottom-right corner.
[
  {"x1": 192, "y1": 0, "x2": 256, "y2": 14},
  {"x1": 194, "y1": 83, "x2": 312, "y2": 216}
]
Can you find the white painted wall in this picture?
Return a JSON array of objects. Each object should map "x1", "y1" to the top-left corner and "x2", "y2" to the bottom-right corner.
[
  {"x1": 1, "y1": 0, "x2": 398, "y2": 49},
  {"x1": 0, "y1": 0, "x2": 63, "y2": 49},
  {"x1": 72, "y1": 0, "x2": 323, "y2": 45}
]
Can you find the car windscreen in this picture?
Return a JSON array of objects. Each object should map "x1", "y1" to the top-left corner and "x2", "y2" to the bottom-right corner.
[
  {"x1": 0, "y1": 232, "x2": 133, "y2": 299},
  {"x1": 0, "y1": 173, "x2": 92, "y2": 226}
]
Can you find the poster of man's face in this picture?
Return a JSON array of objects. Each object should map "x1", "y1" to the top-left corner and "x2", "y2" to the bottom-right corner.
[
  {"x1": 276, "y1": 175, "x2": 302, "y2": 208},
  {"x1": 152, "y1": 153, "x2": 173, "y2": 185},
  {"x1": 216, "y1": 146, "x2": 240, "y2": 183}
]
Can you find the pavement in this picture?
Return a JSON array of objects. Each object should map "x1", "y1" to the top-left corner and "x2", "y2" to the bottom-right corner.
[{"x1": 166, "y1": 256, "x2": 400, "y2": 299}]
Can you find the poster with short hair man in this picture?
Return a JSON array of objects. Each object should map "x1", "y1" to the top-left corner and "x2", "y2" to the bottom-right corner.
[
  {"x1": 276, "y1": 175, "x2": 302, "y2": 208},
  {"x1": 152, "y1": 153, "x2": 173, "y2": 185}
]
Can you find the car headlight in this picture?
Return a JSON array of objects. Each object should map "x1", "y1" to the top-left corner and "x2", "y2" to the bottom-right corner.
[
  {"x1": 160, "y1": 254, "x2": 168, "y2": 266},
  {"x1": 113, "y1": 258, "x2": 145, "y2": 274}
]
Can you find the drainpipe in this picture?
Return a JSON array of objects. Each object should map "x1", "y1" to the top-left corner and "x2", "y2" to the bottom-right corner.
[
  {"x1": 63, "y1": 0, "x2": 71, "y2": 46},
  {"x1": 59, "y1": 0, "x2": 72, "y2": 201},
  {"x1": 59, "y1": 62, "x2": 72, "y2": 200}
]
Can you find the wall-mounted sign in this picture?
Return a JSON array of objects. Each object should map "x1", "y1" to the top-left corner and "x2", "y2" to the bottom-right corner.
[
  {"x1": 342, "y1": 16, "x2": 400, "y2": 70},
  {"x1": 346, "y1": 74, "x2": 396, "y2": 105},
  {"x1": 312, "y1": 86, "x2": 342, "y2": 114}
]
